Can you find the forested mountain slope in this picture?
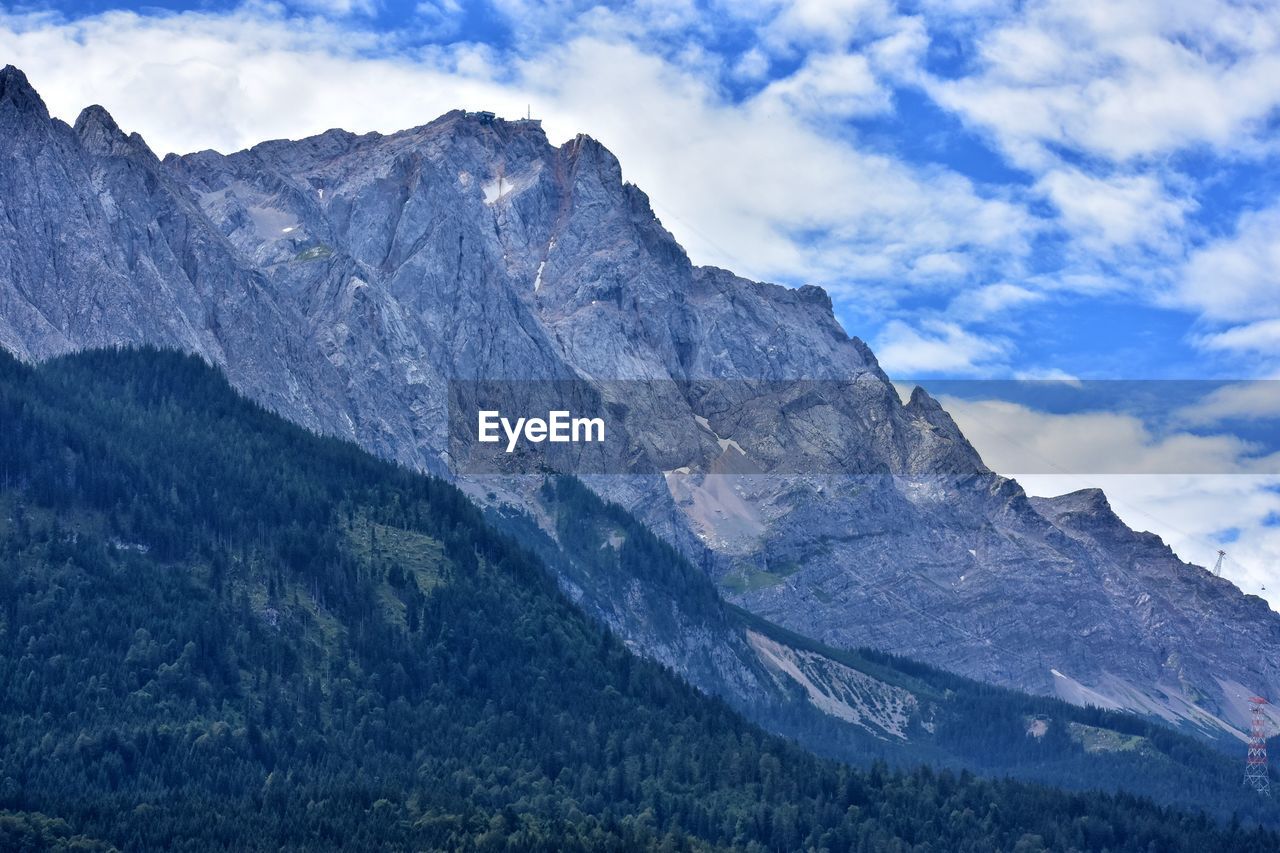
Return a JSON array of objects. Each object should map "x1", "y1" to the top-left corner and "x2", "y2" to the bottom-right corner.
[
  {"x1": 499, "y1": 475, "x2": 1277, "y2": 826},
  {"x1": 0, "y1": 346, "x2": 1273, "y2": 852}
]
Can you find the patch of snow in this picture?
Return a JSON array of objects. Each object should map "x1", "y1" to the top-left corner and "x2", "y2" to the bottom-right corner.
[
  {"x1": 483, "y1": 162, "x2": 544, "y2": 205},
  {"x1": 718, "y1": 437, "x2": 747, "y2": 456},
  {"x1": 318, "y1": 188, "x2": 324, "y2": 199},
  {"x1": 534, "y1": 260, "x2": 546, "y2": 292},
  {"x1": 692, "y1": 414, "x2": 748, "y2": 457},
  {"x1": 282, "y1": 226, "x2": 295, "y2": 233}
]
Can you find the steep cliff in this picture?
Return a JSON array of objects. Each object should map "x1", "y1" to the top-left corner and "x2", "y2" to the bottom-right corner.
[{"x1": 2, "y1": 65, "x2": 1277, "y2": 741}]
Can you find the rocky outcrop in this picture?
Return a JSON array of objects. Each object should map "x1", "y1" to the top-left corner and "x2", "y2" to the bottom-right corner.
[{"x1": 2, "y1": 65, "x2": 1277, "y2": 739}]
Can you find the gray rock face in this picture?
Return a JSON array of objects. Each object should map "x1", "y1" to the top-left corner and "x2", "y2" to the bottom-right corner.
[{"x1": 2, "y1": 64, "x2": 1277, "y2": 740}]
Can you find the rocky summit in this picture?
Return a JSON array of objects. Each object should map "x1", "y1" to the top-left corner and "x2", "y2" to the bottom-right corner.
[{"x1": 2, "y1": 63, "x2": 1277, "y2": 742}]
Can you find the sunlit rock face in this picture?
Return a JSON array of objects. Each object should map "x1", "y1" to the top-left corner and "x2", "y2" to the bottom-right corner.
[{"x1": 2, "y1": 63, "x2": 1277, "y2": 740}]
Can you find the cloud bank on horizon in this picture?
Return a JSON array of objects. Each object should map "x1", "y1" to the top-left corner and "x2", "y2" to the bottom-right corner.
[{"x1": 2, "y1": 0, "x2": 1279, "y2": 600}]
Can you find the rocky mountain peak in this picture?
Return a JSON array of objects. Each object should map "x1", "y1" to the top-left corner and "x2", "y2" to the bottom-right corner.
[
  {"x1": 900, "y1": 385, "x2": 988, "y2": 474},
  {"x1": 2, "y1": 65, "x2": 1278, "y2": 741},
  {"x1": 1043, "y1": 486, "x2": 1111, "y2": 513},
  {"x1": 562, "y1": 132, "x2": 624, "y2": 185},
  {"x1": 794, "y1": 283, "x2": 835, "y2": 313},
  {"x1": 74, "y1": 104, "x2": 129, "y2": 153},
  {"x1": 0, "y1": 64, "x2": 49, "y2": 122},
  {"x1": 905, "y1": 384, "x2": 943, "y2": 414},
  {"x1": 1030, "y1": 487, "x2": 1123, "y2": 531}
]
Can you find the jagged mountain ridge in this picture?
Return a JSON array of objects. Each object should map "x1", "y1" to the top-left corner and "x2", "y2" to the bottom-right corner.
[{"x1": 1, "y1": 64, "x2": 1277, "y2": 740}]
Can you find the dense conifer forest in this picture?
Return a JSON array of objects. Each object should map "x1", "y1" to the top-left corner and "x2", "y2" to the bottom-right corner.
[{"x1": 0, "y1": 346, "x2": 1275, "y2": 851}]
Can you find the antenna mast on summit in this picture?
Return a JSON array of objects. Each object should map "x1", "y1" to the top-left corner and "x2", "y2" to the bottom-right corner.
[{"x1": 1214, "y1": 550, "x2": 1226, "y2": 577}]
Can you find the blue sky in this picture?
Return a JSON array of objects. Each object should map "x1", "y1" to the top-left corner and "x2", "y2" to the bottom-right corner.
[{"x1": 2, "y1": 0, "x2": 1280, "y2": 597}]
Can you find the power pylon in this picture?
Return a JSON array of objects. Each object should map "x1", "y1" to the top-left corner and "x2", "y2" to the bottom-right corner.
[
  {"x1": 1245, "y1": 696, "x2": 1270, "y2": 795},
  {"x1": 1214, "y1": 549, "x2": 1226, "y2": 577}
]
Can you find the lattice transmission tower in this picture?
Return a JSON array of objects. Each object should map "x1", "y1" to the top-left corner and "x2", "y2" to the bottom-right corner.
[{"x1": 1245, "y1": 696, "x2": 1271, "y2": 796}]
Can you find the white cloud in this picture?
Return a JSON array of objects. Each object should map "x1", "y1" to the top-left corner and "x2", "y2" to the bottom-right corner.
[
  {"x1": 0, "y1": 9, "x2": 508, "y2": 154},
  {"x1": 1176, "y1": 202, "x2": 1280, "y2": 366},
  {"x1": 756, "y1": 0, "x2": 898, "y2": 54},
  {"x1": 493, "y1": 0, "x2": 706, "y2": 49},
  {"x1": 926, "y1": 0, "x2": 1280, "y2": 166},
  {"x1": 864, "y1": 14, "x2": 928, "y2": 79},
  {"x1": 1176, "y1": 381, "x2": 1280, "y2": 426},
  {"x1": 293, "y1": 0, "x2": 378, "y2": 18},
  {"x1": 940, "y1": 397, "x2": 1277, "y2": 475},
  {"x1": 1195, "y1": 321, "x2": 1280, "y2": 357},
  {"x1": 1011, "y1": 367, "x2": 1080, "y2": 383},
  {"x1": 873, "y1": 319, "x2": 1010, "y2": 375},
  {"x1": 1179, "y1": 203, "x2": 1280, "y2": 325},
  {"x1": 521, "y1": 37, "x2": 1032, "y2": 291},
  {"x1": 415, "y1": 0, "x2": 464, "y2": 37},
  {"x1": 0, "y1": 5, "x2": 1034, "y2": 302},
  {"x1": 732, "y1": 47, "x2": 770, "y2": 81},
  {"x1": 754, "y1": 52, "x2": 890, "y2": 119},
  {"x1": 908, "y1": 251, "x2": 970, "y2": 280},
  {"x1": 909, "y1": 0, "x2": 1280, "y2": 307},
  {"x1": 1036, "y1": 168, "x2": 1191, "y2": 253},
  {"x1": 948, "y1": 282, "x2": 1043, "y2": 320}
]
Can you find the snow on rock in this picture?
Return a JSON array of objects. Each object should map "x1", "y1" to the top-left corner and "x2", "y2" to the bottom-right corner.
[
  {"x1": 718, "y1": 437, "x2": 747, "y2": 456},
  {"x1": 692, "y1": 414, "x2": 751, "y2": 462},
  {"x1": 483, "y1": 162, "x2": 543, "y2": 205},
  {"x1": 482, "y1": 179, "x2": 502, "y2": 204}
]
